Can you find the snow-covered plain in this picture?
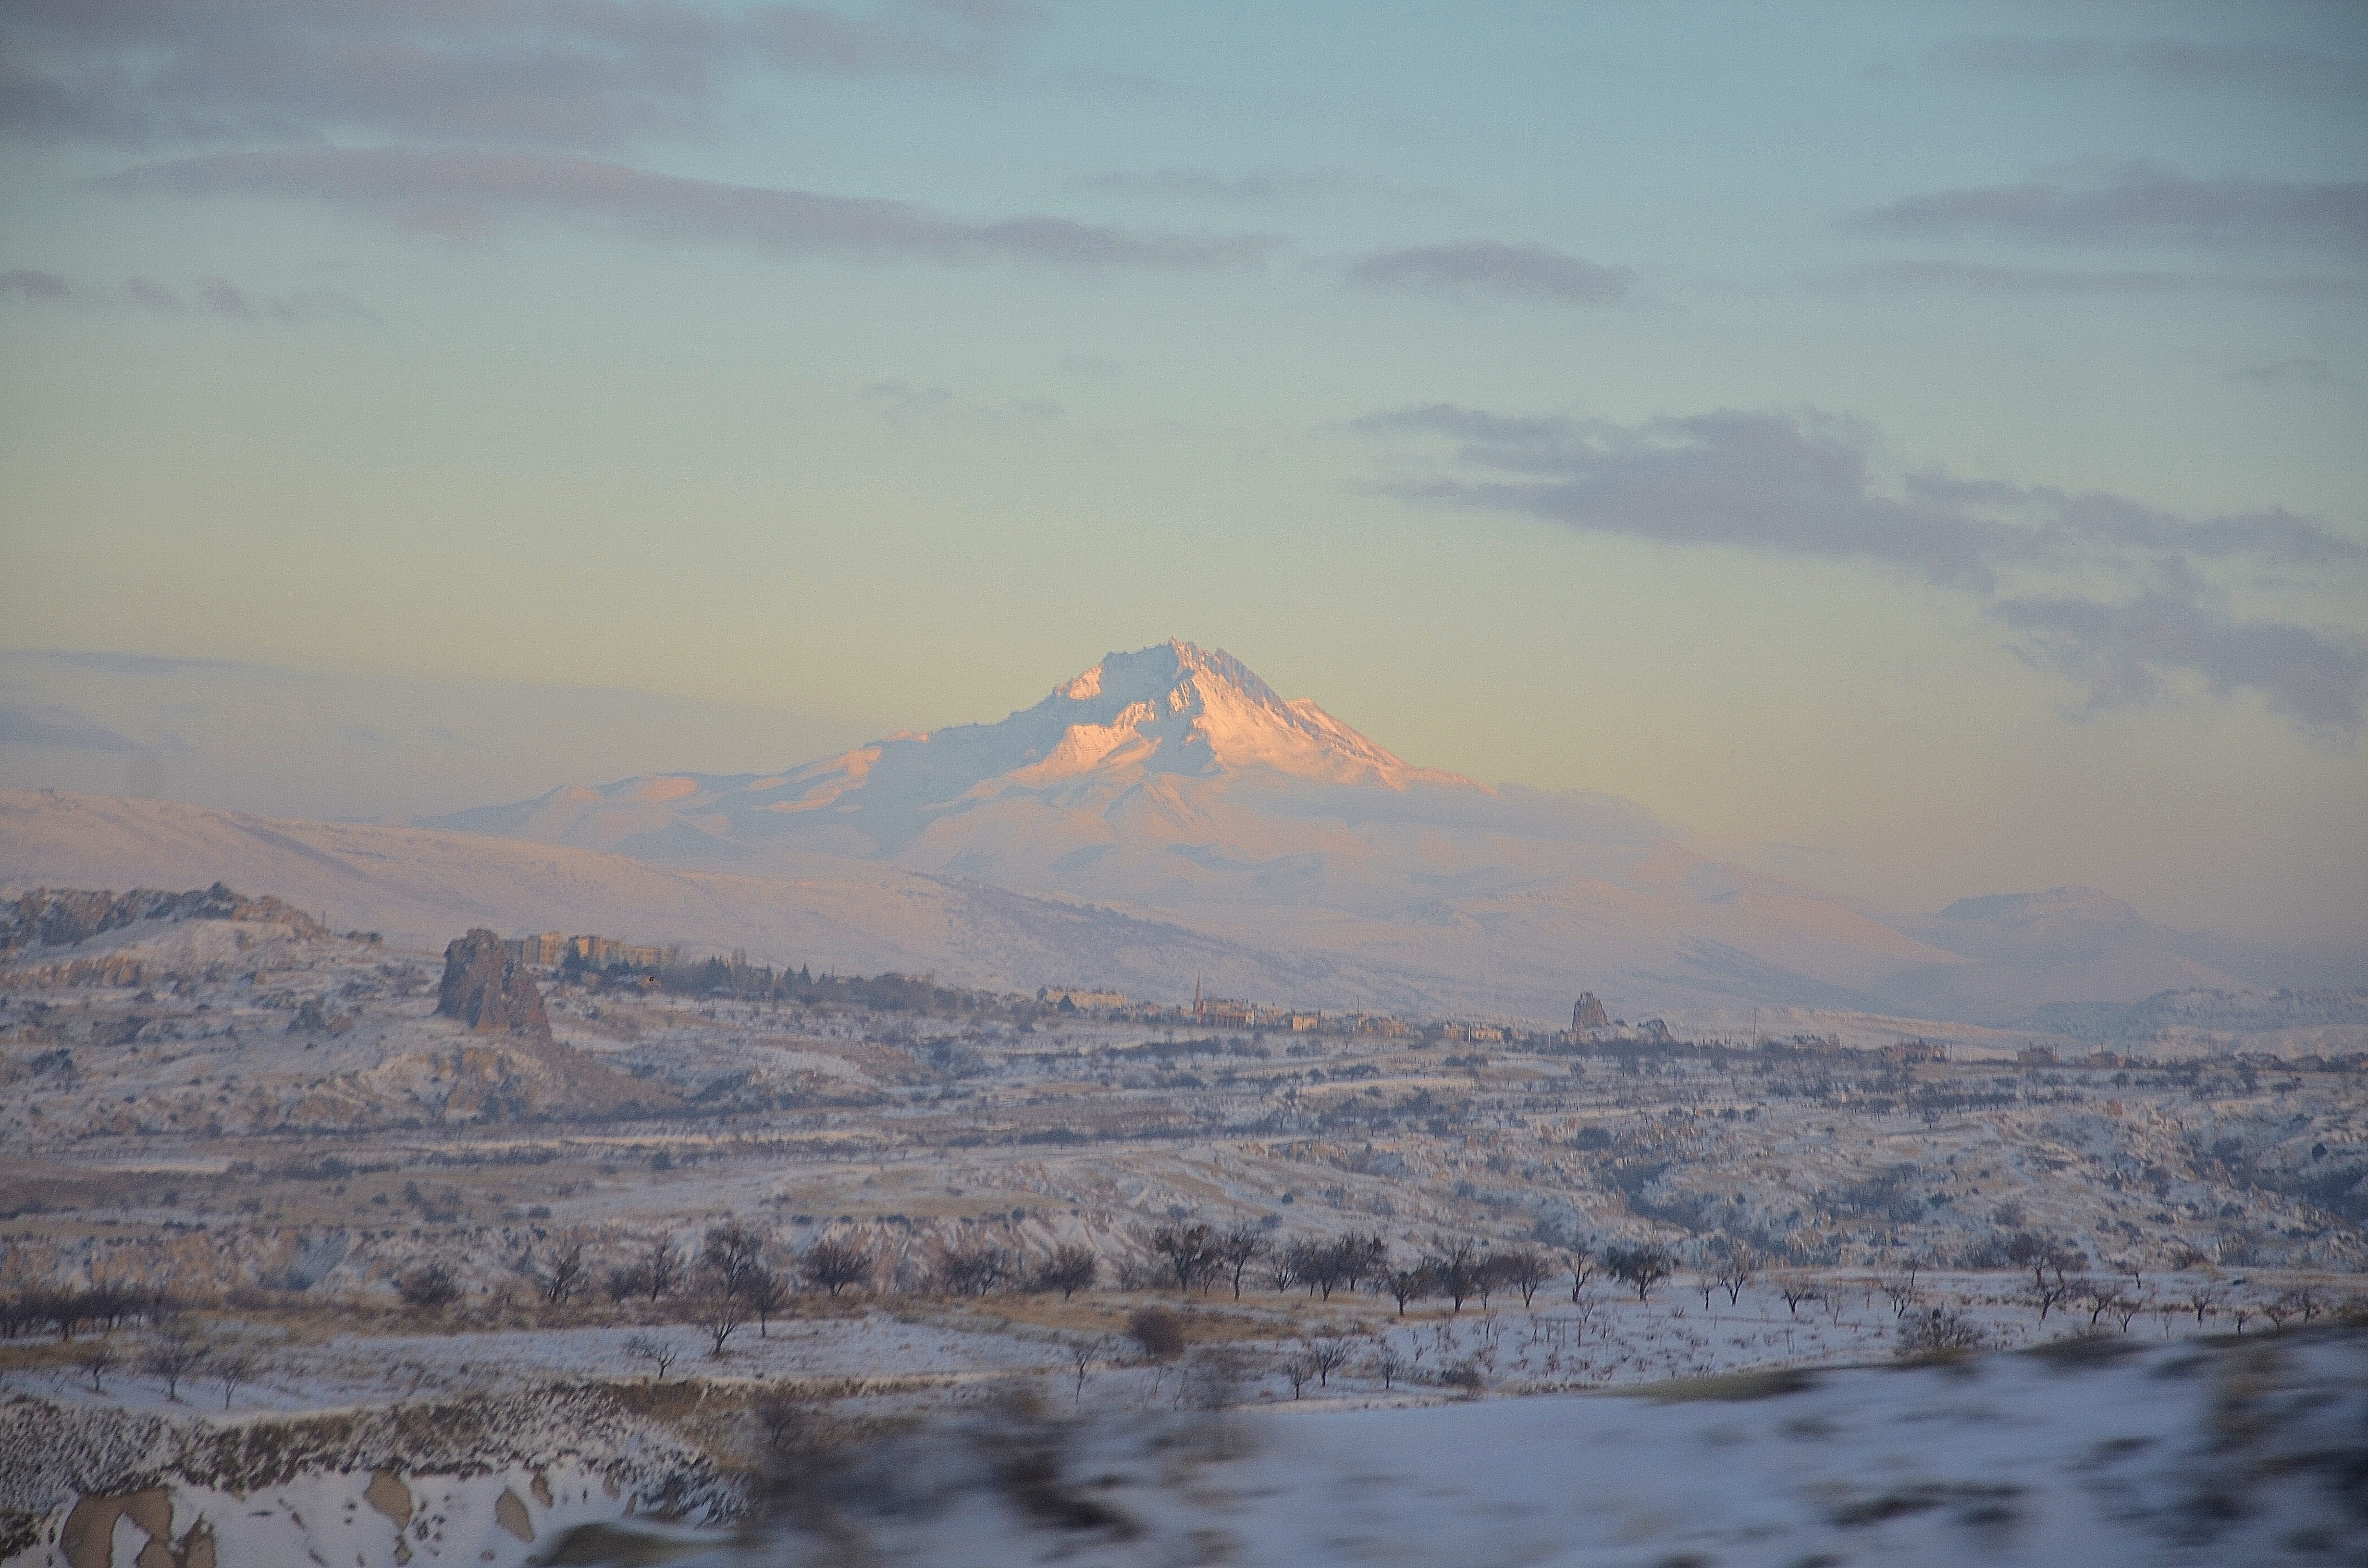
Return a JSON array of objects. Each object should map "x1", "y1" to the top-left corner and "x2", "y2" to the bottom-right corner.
[{"x1": 3, "y1": 890, "x2": 2364, "y2": 1566}]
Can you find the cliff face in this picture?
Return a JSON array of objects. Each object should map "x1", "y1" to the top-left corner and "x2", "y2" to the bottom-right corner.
[{"x1": 436, "y1": 928, "x2": 549, "y2": 1038}]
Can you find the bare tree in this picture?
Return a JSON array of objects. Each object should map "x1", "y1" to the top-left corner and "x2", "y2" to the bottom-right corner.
[
  {"x1": 639, "y1": 1238, "x2": 681, "y2": 1300},
  {"x1": 701, "y1": 1221, "x2": 769, "y2": 1295},
  {"x1": 1429, "y1": 1240, "x2": 1484, "y2": 1314},
  {"x1": 1215, "y1": 1225, "x2": 1267, "y2": 1300},
  {"x1": 2029, "y1": 1267, "x2": 2082, "y2": 1323},
  {"x1": 1032, "y1": 1245, "x2": 1098, "y2": 1302},
  {"x1": 1878, "y1": 1270, "x2": 1922, "y2": 1319},
  {"x1": 1368, "y1": 1343, "x2": 1405, "y2": 1390},
  {"x1": 1068, "y1": 1334, "x2": 1113, "y2": 1406},
  {"x1": 1567, "y1": 1243, "x2": 1598, "y2": 1303},
  {"x1": 935, "y1": 1242, "x2": 1014, "y2": 1298},
  {"x1": 540, "y1": 1241, "x2": 588, "y2": 1307},
  {"x1": 1714, "y1": 1249, "x2": 1757, "y2": 1308},
  {"x1": 1281, "y1": 1351, "x2": 1314, "y2": 1400},
  {"x1": 694, "y1": 1290, "x2": 749, "y2": 1358},
  {"x1": 74, "y1": 1340, "x2": 117, "y2": 1393},
  {"x1": 2084, "y1": 1279, "x2": 2131, "y2": 1330},
  {"x1": 1495, "y1": 1249, "x2": 1549, "y2": 1309},
  {"x1": 141, "y1": 1323, "x2": 210, "y2": 1402},
  {"x1": 1776, "y1": 1278, "x2": 1822, "y2": 1315},
  {"x1": 1307, "y1": 1337, "x2": 1352, "y2": 1390},
  {"x1": 744, "y1": 1266, "x2": 790, "y2": 1337},
  {"x1": 1149, "y1": 1224, "x2": 1218, "y2": 1295},
  {"x1": 212, "y1": 1346, "x2": 261, "y2": 1409},
  {"x1": 799, "y1": 1236, "x2": 874, "y2": 1298},
  {"x1": 1380, "y1": 1265, "x2": 1432, "y2": 1316},
  {"x1": 2182, "y1": 1283, "x2": 2222, "y2": 1328},
  {"x1": 624, "y1": 1332, "x2": 679, "y2": 1381},
  {"x1": 1286, "y1": 1238, "x2": 1346, "y2": 1301},
  {"x1": 1604, "y1": 1243, "x2": 1676, "y2": 1302}
]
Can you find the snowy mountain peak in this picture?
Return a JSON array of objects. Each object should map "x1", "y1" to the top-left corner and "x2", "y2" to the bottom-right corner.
[{"x1": 1021, "y1": 640, "x2": 1464, "y2": 790}]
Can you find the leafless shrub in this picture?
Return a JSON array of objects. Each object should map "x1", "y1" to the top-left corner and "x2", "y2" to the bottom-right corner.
[
  {"x1": 395, "y1": 1261, "x2": 461, "y2": 1311},
  {"x1": 624, "y1": 1332, "x2": 679, "y2": 1381},
  {"x1": 1125, "y1": 1306, "x2": 1185, "y2": 1360},
  {"x1": 936, "y1": 1242, "x2": 1015, "y2": 1298},
  {"x1": 1896, "y1": 1307, "x2": 1987, "y2": 1359},
  {"x1": 1179, "y1": 1346, "x2": 1252, "y2": 1411},
  {"x1": 1030, "y1": 1244, "x2": 1097, "y2": 1301}
]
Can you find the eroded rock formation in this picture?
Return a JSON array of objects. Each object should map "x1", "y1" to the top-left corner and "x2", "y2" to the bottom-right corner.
[{"x1": 436, "y1": 929, "x2": 549, "y2": 1039}]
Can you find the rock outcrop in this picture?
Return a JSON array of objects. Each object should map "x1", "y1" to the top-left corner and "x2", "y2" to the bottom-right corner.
[
  {"x1": 0, "y1": 882, "x2": 321, "y2": 956},
  {"x1": 436, "y1": 929, "x2": 549, "y2": 1039}
]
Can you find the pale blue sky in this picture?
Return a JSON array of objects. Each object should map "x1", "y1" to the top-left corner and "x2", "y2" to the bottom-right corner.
[{"x1": 1, "y1": 1, "x2": 2363, "y2": 943}]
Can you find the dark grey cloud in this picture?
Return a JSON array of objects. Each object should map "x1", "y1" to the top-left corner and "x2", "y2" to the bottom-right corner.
[
  {"x1": 1348, "y1": 242, "x2": 1635, "y2": 306},
  {"x1": 1356, "y1": 404, "x2": 2368, "y2": 735},
  {"x1": 1852, "y1": 163, "x2": 2368, "y2": 255},
  {"x1": 110, "y1": 148, "x2": 1275, "y2": 270},
  {"x1": 1937, "y1": 37, "x2": 2367, "y2": 97},
  {"x1": 0, "y1": 702, "x2": 142, "y2": 751},
  {"x1": 2224, "y1": 357, "x2": 2338, "y2": 389},
  {"x1": 1, "y1": 267, "x2": 374, "y2": 323},
  {"x1": 1815, "y1": 260, "x2": 2368, "y2": 304},
  {"x1": 1995, "y1": 592, "x2": 2368, "y2": 732},
  {"x1": 1069, "y1": 168, "x2": 1352, "y2": 204},
  {"x1": 1, "y1": 0, "x2": 1036, "y2": 150}
]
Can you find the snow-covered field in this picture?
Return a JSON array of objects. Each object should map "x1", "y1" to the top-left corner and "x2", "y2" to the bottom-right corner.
[{"x1": 3, "y1": 892, "x2": 2364, "y2": 1566}]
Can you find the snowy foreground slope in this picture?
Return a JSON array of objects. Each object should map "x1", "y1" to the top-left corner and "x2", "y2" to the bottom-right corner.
[{"x1": 6, "y1": 1332, "x2": 2362, "y2": 1568}]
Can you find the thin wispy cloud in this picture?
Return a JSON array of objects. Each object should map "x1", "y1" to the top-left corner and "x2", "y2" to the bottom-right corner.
[
  {"x1": 0, "y1": 267, "x2": 374, "y2": 324},
  {"x1": 1348, "y1": 242, "x2": 1636, "y2": 307},
  {"x1": 1356, "y1": 404, "x2": 2368, "y2": 736},
  {"x1": 1814, "y1": 260, "x2": 2368, "y2": 305},
  {"x1": 2223, "y1": 357, "x2": 2337, "y2": 389},
  {"x1": 1936, "y1": 37, "x2": 2368, "y2": 98},
  {"x1": 1852, "y1": 162, "x2": 2368, "y2": 255},
  {"x1": 1069, "y1": 168, "x2": 1353, "y2": 204},
  {"x1": 0, "y1": 0, "x2": 1037, "y2": 151},
  {"x1": 109, "y1": 148, "x2": 1276, "y2": 270}
]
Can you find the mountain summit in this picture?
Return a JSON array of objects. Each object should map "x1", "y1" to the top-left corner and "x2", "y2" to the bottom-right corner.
[{"x1": 431, "y1": 640, "x2": 1478, "y2": 863}]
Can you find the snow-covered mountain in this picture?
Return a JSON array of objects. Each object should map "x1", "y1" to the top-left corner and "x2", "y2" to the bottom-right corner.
[
  {"x1": 8, "y1": 643, "x2": 2323, "y2": 1024},
  {"x1": 421, "y1": 639, "x2": 2282, "y2": 1023}
]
